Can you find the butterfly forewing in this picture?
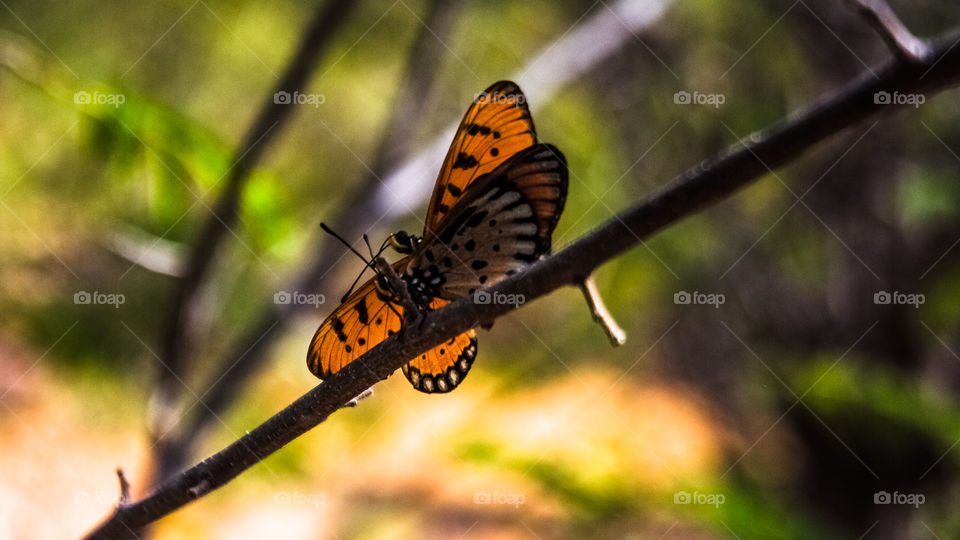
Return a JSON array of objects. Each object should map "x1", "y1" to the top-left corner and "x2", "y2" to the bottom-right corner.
[
  {"x1": 307, "y1": 263, "x2": 481, "y2": 391},
  {"x1": 307, "y1": 274, "x2": 404, "y2": 379},
  {"x1": 425, "y1": 81, "x2": 536, "y2": 234}
]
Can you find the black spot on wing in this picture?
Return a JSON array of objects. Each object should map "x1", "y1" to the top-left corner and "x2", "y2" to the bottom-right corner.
[
  {"x1": 465, "y1": 123, "x2": 492, "y2": 136},
  {"x1": 354, "y1": 299, "x2": 369, "y2": 325},
  {"x1": 472, "y1": 260, "x2": 488, "y2": 270},
  {"x1": 453, "y1": 152, "x2": 479, "y2": 170},
  {"x1": 465, "y1": 210, "x2": 488, "y2": 228},
  {"x1": 332, "y1": 317, "x2": 347, "y2": 342},
  {"x1": 447, "y1": 184, "x2": 462, "y2": 197}
]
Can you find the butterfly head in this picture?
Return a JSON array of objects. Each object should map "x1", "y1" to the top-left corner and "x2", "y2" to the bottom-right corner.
[{"x1": 388, "y1": 230, "x2": 419, "y2": 255}]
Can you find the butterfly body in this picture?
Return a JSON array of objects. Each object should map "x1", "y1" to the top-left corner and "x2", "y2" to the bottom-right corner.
[{"x1": 308, "y1": 82, "x2": 568, "y2": 393}]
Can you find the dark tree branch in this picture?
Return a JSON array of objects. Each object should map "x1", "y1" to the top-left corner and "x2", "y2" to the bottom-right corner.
[
  {"x1": 84, "y1": 21, "x2": 960, "y2": 538},
  {"x1": 151, "y1": 0, "x2": 357, "y2": 448},
  {"x1": 158, "y1": 0, "x2": 465, "y2": 474},
  {"x1": 150, "y1": 0, "x2": 359, "y2": 482}
]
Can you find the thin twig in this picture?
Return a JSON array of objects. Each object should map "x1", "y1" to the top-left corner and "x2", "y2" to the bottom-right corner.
[
  {"x1": 846, "y1": 0, "x2": 932, "y2": 63},
  {"x1": 83, "y1": 23, "x2": 960, "y2": 540},
  {"x1": 579, "y1": 276, "x2": 627, "y2": 346},
  {"x1": 115, "y1": 468, "x2": 130, "y2": 506}
]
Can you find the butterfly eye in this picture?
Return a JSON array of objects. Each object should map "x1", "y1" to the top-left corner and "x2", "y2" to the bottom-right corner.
[
  {"x1": 375, "y1": 274, "x2": 391, "y2": 294},
  {"x1": 389, "y1": 231, "x2": 416, "y2": 254}
]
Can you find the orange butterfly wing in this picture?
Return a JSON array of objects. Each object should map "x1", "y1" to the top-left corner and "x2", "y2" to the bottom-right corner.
[
  {"x1": 307, "y1": 271, "x2": 404, "y2": 380},
  {"x1": 307, "y1": 265, "x2": 479, "y2": 393},
  {"x1": 424, "y1": 80, "x2": 536, "y2": 234},
  {"x1": 401, "y1": 297, "x2": 478, "y2": 393}
]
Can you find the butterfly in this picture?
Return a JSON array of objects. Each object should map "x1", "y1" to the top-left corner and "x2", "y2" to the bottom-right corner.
[{"x1": 307, "y1": 81, "x2": 568, "y2": 393}]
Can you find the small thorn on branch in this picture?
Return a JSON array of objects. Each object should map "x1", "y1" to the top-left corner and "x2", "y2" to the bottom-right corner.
[
  {"x1": 579, "y1": 276, "x2": 626, "y2": 346},
  {"x1": 115, "y1": 468, "x2": 131, "y2": 506},
  {"x1": 847, "y1": 0, "x2": 931, "y2": 63},
  {"x1": 187, "y1": 479, "x2": 210, "y2": 499},
  {"x1": 346, "y1": 387, "x2": 374, "y2": 407}
]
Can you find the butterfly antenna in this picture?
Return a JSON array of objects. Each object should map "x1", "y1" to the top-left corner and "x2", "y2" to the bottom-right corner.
[
  {"x1": 362, "y1": 233, "x2": 376, "y2": 261},
  {"x1": 320, "y1": 223, "x2": 372, "y2": 265},
  {"x1": 340, "y1": 265, "x2": 370, "y2": 303},
  {"x1": 320, "y1": 222, "x2": 376, "y2": 303}
]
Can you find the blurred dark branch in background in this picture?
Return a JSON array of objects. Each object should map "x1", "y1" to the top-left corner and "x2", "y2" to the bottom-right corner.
[
  {"x1": 156, "y1": 0, "x2": 464, "y2": 481},
  {"x1": 85, "y1": 6, "x2": 960, "y2": 536},
  {"x1": 150, "y1": 0, "x2": 358, "y2": 491},
  {"x1": 847, "y1": 0, "x2": 932, "y2": 62}
]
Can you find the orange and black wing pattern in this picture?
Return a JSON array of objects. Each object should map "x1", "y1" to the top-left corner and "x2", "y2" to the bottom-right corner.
[
  {"x1": 424, "y1": 81, "x2": 536, "y2": 234},
  {"x1": 307, "y1": 274, "x2": 404, "y2": 380},
  {"x1": 307, "y1": 273, "x2": 479, "y2": 393}
]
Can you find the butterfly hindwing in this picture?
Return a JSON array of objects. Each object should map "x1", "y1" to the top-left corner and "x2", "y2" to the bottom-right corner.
[
  {"x1": 425, "y1": 81, "x2": 536, "y2": 234},
  {"x1": 407, "y1": 143, "x2": 568, "y2": 299},
  {"x1": 402, "y1": 297, "x2": 478, "y2": 393}
]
